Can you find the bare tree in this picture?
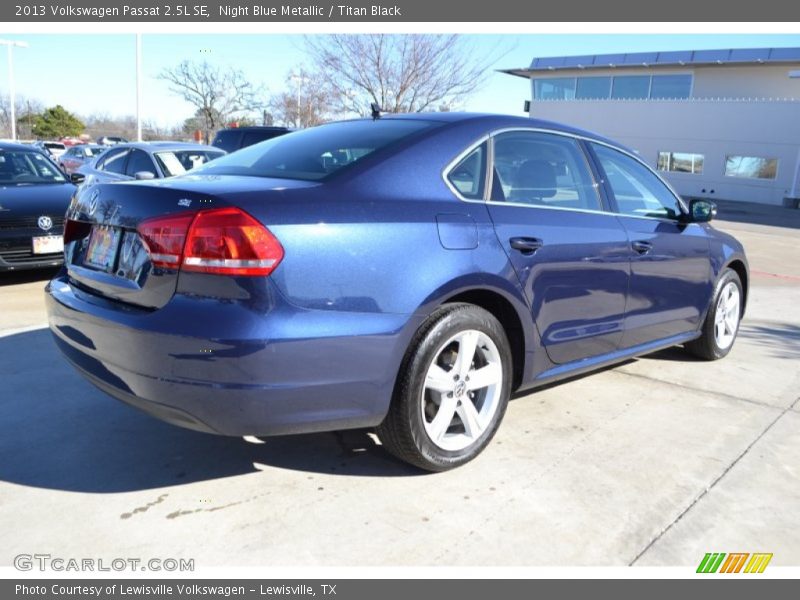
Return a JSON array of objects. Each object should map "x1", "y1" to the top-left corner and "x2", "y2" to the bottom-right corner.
[
  {"x1": 0, "y1": 94, "x2": 44, "y2": 139},
  {"x1": 158, "y1": 61, "x2": 262, "y2": 142},
  {"x1": 305, "y1": 35, "x2": 498, "y2": 115},
  {"x1": 267, "y1": 68, "x2": 334, "y2": 128}
]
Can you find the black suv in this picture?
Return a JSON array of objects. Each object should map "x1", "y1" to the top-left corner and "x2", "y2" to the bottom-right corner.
[{"x1": 211, "y1": 126, "x2": 291, "y2": 153}]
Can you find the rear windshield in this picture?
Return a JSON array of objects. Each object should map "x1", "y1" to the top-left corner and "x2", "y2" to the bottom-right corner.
[
  {"x1": 0, "y1": 150, "x2": 66, "y2": 185},
  {"x1": 211, "y1": 130, "x2": 239, "y2": 153},
  {"x1": 197, "y1": 119, "x2": 442, "y2": 181},
  {"x1": 154, "y1": 149, "x2": 226, "y2": 177}
]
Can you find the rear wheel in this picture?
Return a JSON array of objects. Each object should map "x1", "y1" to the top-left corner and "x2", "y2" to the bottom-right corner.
[
  {"x1": 685, "y1": 268, "x2": 743, "y2": 360},
  {"x1": 377, "y1": 303, "x2": 512, "y2": 471}
]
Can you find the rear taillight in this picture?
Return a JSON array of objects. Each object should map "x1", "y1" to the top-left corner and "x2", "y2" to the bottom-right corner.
[
  {"x1": 137, "y1": 207, "x2": 284, "y2": 277},
  {"x1": 137, "y1": 212, "x2": 195, "y2": 270}
]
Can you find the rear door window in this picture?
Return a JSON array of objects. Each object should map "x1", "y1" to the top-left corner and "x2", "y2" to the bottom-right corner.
[
  {"x1": 98, "y1": 149, "x2": 129, "y2": 174},
  {"x1": 491, "y1": 131, "x2": 601, "y2": 211},
  {"x1": 125, "y1": 149, "x2": 157, "y2": 177}
]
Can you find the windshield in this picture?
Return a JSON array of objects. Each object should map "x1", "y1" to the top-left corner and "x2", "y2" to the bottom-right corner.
[
  {"x1": 0, "y1": 150, "x2": 67, "y2": 185},
  {"x1": 195, "y1": 119, "x2": 442, "y2": 181},
  {"x1": 154, "y1": 150, "x2": 226, "y2": 177},
  {"x1": 44, "y1": 143, "x2": 66, "y2": 150}
]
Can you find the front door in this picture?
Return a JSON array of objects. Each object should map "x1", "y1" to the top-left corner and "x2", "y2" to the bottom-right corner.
[{"x1": 588, "y1": 142, "x2": 713, "y2": 349}]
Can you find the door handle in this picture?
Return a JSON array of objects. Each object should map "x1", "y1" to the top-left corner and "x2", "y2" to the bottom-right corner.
[
  {"x1": 510, "y1": 237, "x2": 543, "y2": 255},
  {"x1": 631, "y1": 240, "x2": 653, "y2": 255}
]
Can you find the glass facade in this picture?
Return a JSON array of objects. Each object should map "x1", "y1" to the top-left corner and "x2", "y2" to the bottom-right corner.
[
  {"x1": 533, "y1": 78, "x2": 576, "y2": 100},
  {"x1": 724, "y1": 156, "x2": 779, "y2": 180},
  {"x1": 575, "y1": 76, "x2": 612, "y2": 99},
  {"x1": 657, "y1": 152, "x2": 705, "y2": 174},
  {"x1": 611, "y1": 76, "x2": 651, "y2": 99},
  {"x1": 533, "y1": 73, "x2": 692, "y2": 100}
]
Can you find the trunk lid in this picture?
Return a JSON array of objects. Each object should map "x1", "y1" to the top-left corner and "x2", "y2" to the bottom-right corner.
[{"x1": 64, "y1": 175, "x2": 314, "y2": 308}]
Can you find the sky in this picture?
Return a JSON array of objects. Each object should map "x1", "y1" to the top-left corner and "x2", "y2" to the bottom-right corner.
[{"x1": 0, "y1": 33, "x2": 798, "y2": 128}]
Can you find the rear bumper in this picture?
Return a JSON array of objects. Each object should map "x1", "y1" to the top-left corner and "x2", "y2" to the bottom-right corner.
[{"x1": 46, "y1": 273, "x2": 421, "y2": 436}]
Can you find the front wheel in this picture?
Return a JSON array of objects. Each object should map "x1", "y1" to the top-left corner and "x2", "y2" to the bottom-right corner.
[
  {"x1": 685, "y1": 268, "x2": 743, "y2": 360},
  {"x1": 377, "y1": 303, "x2": 512, "y2": 471}
]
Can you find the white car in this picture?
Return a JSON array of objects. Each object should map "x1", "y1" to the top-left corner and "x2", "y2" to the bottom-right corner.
[{"x1": 33, "y1": 141, "x2": 67, "y2": 161}]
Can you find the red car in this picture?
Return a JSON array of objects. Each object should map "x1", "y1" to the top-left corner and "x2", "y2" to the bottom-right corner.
[{"x1": 58, "y1": 144, "x2": 107, "y2": 174}]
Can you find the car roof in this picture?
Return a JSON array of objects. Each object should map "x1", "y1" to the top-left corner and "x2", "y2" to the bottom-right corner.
[
  {"x1": 373, "y1": 112, "x2": 623, "y2": 147},
  {"x1": 0, "y1": 141, "x2": 46, "y2": 151},
  {"x1": 218, "y1": 126, "x2": 291, "y2": 133},
  {"x1": 108, "y1": 141, "x2": 226, "y2": 152}
]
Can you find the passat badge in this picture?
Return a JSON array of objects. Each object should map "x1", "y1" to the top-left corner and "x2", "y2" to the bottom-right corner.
[
  {"x1": 178, "y1": 199, "x2": 192, "y2": 207},
  {"x1": 37, "y1": 216, "x2": 53, "y2": 231}
]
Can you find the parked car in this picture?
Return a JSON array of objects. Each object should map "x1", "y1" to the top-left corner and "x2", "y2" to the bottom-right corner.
[
  {"x1": 72, "y1": 142, "x2": 225, "y2": 185},
  {"x1": 32, "y1": 140, "x2": 67, "y2": 161},
  {"x1": 0, "y1": 142, "x2": 74, "y2": 271},
  {"x1": 47, "y1": 114, "x2": 748, "y2": 471},
  {"x1": 58, "y1": 144, "x2": 107, "y2": 174},
  {"x1": 96, "y1": 136, "x2": 128, "y2": 146},
  {"x1": 211, "y1": 126, "x2": 290, "y2": 153}
]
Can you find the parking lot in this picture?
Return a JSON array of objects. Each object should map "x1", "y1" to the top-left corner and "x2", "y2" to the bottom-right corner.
[{"x1": 0, "y1": 202, "x2": 798, "y2": 568}]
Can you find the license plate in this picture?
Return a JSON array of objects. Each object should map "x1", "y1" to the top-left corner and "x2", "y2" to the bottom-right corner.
[
  {"x1": 85, "y1": 226, "x2": 122, "y2": 271},
  {"x1": 32, "y1": 235, "x2": 64, "y2": 255}
]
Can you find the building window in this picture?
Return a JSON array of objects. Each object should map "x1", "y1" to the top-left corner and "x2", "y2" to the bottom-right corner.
[
  {"x1": 533, "y1": 73, "x2": 692, "y2": 101},
  {"x1": 533, "y1": 77, "x2": 576, "y2": 100},
  {"x1": 650, "y1": 74, "x2": 692, "y2": 99},
  {"x1": 724, "y1": 156, "x2": 778, "y2": 180},
  {"x1": 611, "y1": 75, "x2": 651, "y2": 99},
  {"x1": 575, "y1": 76, "x2": 612, "y2": 99},
  {"x1": 657, "y1": 152, "x2": 704, "y2": 174}
]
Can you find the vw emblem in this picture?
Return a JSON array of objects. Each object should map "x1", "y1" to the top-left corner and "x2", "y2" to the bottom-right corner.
[
  {"x1": 88, "y1": 190, "x2": 100, "y2": 216},
  {"x1": 37, "y1": 215, "x2": 53, "y2": 231}
]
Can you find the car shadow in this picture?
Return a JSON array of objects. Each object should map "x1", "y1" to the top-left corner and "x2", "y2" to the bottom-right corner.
[
  {"x1": 0, "y1": 329, "x2": 421, "y2": 494},
  {"x1": 710, "y1": 199, "x2": 800, "y2": 230},
  {"x1": 0, "y1": 267, "x2": 60, "y2": 287},
  {"x1": 738, "y1": 322, "x2": 800, "y2": 360}
]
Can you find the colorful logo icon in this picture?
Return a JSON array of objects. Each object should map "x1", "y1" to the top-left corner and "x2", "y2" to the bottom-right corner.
[{"x1": 697, "y1": 552, "x2": 773, "y2": 573}]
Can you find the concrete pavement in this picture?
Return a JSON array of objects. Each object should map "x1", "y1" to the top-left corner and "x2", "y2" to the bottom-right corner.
[{"x1": 0, "y1": 212, "x2": 798, "y2": 568}]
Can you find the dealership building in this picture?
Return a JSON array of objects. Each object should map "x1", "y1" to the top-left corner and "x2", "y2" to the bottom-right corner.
[{"x1": 503, "y1": 47, "x2": 800, "y2": 206}]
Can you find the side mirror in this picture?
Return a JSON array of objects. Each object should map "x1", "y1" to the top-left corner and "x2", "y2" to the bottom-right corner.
[
  {"x1": 687, "y1": 198, "x2": 717, "y2": 223},
  {"x1": 134, "y1": 171, "x2": 156, "y2": 180},
  {"x1": 70, "y1": 172, "x2": 85, "y2": 184}
]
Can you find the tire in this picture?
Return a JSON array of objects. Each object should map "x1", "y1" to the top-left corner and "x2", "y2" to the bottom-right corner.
[
  {"x1": 377, "y1": 303, "x2": 512, "y2": 471},
  {"x1": 685, "y1": 268, "x2": 743, "y2": 360}
]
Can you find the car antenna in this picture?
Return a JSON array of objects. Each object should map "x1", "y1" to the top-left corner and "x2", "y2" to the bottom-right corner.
[{"x1": 370, "y1": 103, "x2": 382, "y2": 120}]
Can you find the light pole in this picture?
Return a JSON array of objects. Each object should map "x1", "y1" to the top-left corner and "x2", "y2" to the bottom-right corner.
[
  {"x1": 0, "y1": 39, "x2": 29, "y2": 141},
  {"x1": 289, "y1": 72, "x2": 308, "y2": 127},
  {"x1": 136, "y1": 33, "x2": 142, "y2": 142}
]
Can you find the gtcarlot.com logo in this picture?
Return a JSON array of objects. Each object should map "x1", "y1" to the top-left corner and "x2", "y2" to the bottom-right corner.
[
  {"x1": 696, "y1": 552, "x2": 773, "y2": 574},
  {"x1": 14, "y1": 554, "x2": 194, "y2": 572}
]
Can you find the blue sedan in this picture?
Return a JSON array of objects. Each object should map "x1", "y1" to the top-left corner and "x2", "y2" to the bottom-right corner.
[{"x1": 46, "y1": 114, "x2": 748, "y2": 471}]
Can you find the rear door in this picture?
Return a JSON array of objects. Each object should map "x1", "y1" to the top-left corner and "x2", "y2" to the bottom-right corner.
[
  {"x1": 588, "y1": 142, "x2": 713, "y2": 348},
  {"x1": 485, "y1": 130, "x2": 631, "y2": 365}
]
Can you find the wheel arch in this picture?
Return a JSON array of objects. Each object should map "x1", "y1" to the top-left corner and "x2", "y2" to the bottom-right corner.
[{"x1": 723, "y1": 257, "x2": 749, "y2": 316}]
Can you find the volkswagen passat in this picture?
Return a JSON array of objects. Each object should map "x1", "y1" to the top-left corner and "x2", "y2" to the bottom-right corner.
[
  {"x1": 1, "y1": 143, "x2": 75, "y2": 271},
  {"x1": 46, "y1": 114, "x2": 748, "y2": 471}
]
